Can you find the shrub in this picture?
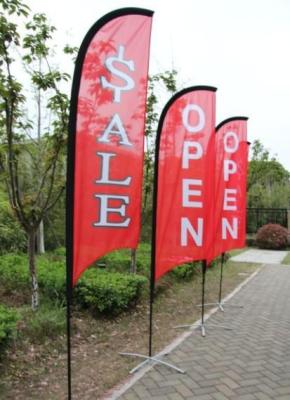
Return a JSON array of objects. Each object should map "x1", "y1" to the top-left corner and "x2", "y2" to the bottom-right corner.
[
  {"x1": 0, "y1": 254, "x2": 29, "y2": 291},
  {"x1": 96, "y1": 244, "x2": 151, "y2": 275},
  {"x1": 100, "y1": 249, "x2": 132, "y2": 272},
  {"x1": 76, "y1": 269, "x2": 147, "y2": 315},
  {"x1": 0, "y1": 304, "x2": 19, "y2": 352},
  {"x1": 0, "y1": 253, "x2": 148, "y2": 315},
  {"x1": 256, "y1": 223, "x2": 289, "y2": 250},
  {"x1": 37, "y1": 258, "x2": 66, "y2": 302},
  {"x1": 51, "y1": 247, "x2": 66, "y2": 258},
  {"x1": 0, "y1": 253, "x2": 66, "y2": 303},
  {"x1": 170, "y1": 262, "x2": 200, "y2": 280}
]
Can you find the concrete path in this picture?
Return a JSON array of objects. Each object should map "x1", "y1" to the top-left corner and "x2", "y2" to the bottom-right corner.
[
  {"x1": 109, "y1": 264, "x2": 290, "y2": 400},
  {"x1": 230, "y1": 249, "x2": 288, "y2": 264}
]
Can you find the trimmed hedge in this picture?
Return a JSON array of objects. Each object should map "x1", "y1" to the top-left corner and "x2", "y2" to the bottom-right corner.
[
  {"x1": 256, "y1": 223, "x2": 289, "y2": 250},
  {"x1": 76, "y1": 269, "x2": 147, "y2": 315},
  {"x1": 0, "y1": 304, "x2": 18, "y2": 351},
  {"x1": 170, "y1": 262, "x2": 200, "y2": 280},
  {"x1": 98, "y1": 243, "x2": 151, "y2": 275},
  {"x1": 0, "y1": 253, "x2": 147, "y2": 315}
]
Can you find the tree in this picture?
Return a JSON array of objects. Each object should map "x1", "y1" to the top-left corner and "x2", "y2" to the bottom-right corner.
[
  {"x1": 0, "y1": 0, "x2": 70, "y2": 310},
  {"x1": 247, "y1": 140, "x2": 290, "y2": 208}
]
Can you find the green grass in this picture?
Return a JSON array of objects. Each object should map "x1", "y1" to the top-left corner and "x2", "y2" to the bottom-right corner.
[
  {"x1": 282, "y1": 251, "x2": 290, "y2": 265},
  {"x1": 228, "y1": 247, "x2": 248, "y2": 257},
  {"x1": 19, "y1": 301, "x2": 66, "y2": 343}
]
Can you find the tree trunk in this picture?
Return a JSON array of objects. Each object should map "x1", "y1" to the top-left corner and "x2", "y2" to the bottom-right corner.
[
  {"x1": 36, "y1": 60, "x2": 45, "y2": 256},
  {"x1": 28, "y1": 231, "x2": 39, "y2": 311},
  {"x1": 36, "y1": 220, "x2": 45, "y2": 254},
  {"x1": 130, "y1": 248, "x2": 137, "y2": 274}
]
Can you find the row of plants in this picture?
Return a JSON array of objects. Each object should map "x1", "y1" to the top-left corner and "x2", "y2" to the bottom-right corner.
[
  {"x1": 0, "y1": 304, "x2": 19, "y2": 352},
  {"x1": 0, "y1": 252, "x2": 148, "y2": 314},
  {"x1": 0, "y1": 244, "x2": 211, "y2": 353}
]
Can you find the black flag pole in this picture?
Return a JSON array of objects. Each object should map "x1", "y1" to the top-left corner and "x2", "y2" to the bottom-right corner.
[
  {"x1": 121, "y1": 241, "x2": 184, "y2": 374},
  {"x1": 175, "y1": 260, "x2": 208, "y2": 335},
  {"x1": 218, "y1": 252, "x2": 225, "y2": 310},
  {"x1": 66, "y1": 62, "x2": 77, "y2": 400},
  {"x1": 65, "y1": 255, "x2": 73, "y2": 400},
  {"x1": 197, "y1": 252, "x2": 243, "y2": 312},
  {"x1": 148, "y1": 111, "x2": 160, "y2": 359},
  {"x1": 66, "y1": 61, "x2": 77, "y2": 400},
  {"x1": 66, "y1": 109, "x2": 75, "y2": 400},
  {"x1": 120, "y1": 89, "x2": 186, "y2": 375},
  {"x1": 147, "y1": 232, "x2": 155, "y2": 361},
  {"x1": 177, "y1": 257, "x2": 233, "y2": 335},
  {"x1": 199, "y1": 254, "x2": 226, "y2": 313},
  {"x1": 198, "y1": 258, "x2": 233, "y2": 335},
  {"x1": 200, "y1": 260, "x2": 207, "y2": 337}
]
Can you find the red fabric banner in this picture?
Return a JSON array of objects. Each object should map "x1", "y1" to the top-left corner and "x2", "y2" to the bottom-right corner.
[
  {"x1": 68, "y1": 9, "x2": 153, "y2": 285},
  {"x1": 208, "y1": 117, "x2": 248, "y2": 262},
  {"x1": 154, "y1": 87, "x2": 216, "y2": 280}
]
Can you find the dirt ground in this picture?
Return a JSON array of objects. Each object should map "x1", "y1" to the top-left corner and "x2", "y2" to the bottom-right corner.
[{"x1": 0, "y1": 261, "x2": 258, "y2": 400}]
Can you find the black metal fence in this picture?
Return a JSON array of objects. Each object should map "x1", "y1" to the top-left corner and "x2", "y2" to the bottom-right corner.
[{"x1": 246, "y1": 208, "x2": 288, "y2": 234}]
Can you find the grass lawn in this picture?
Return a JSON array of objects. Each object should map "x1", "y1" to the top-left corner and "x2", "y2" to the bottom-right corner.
[
  {"x1": 228, "y1": 247, "x2": 248, "y2": 257},
  {"x1": 0, "y1": 254, "x2": 259, "y2": 400},
  {"x1": 282, "y1": 251, "x2": 290, "y2": 265}
]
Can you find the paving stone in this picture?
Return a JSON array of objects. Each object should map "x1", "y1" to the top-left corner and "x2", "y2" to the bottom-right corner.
[
  {"x1": 149, "y1": 386, "x2": 176, "y2": 396},
  {"x1": 175, "y1": 383, "x2": 193, "y2": 397},
  {"x1": 234, "y1": 395, "x2": 256, "y2": 400},
  {"x1": 277, "y1": 386, "x2": 290, "y2": 395},
  {"x1": 220, "y1": 376, "x2": 239, "y2": 390},
  {"x1": 168, "y1": 393, "x2": 185, "y2": 400},
  {"x1": 212, "y1": 393, "x2": 228, "y2": 400},
  {"x1": 115, "y1": 265, "x2": 290, "y2": 400},
  {"x1": 254, "y1": 393, "x2": 272, "y2": 400}
]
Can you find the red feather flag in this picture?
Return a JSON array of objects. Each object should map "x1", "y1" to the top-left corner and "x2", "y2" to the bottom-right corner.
[
  {"x1": 154, "y1": 87, "x2": 216, "y2": 280},
  {"x1": 208, "y1": 117, "x2": 248, "y2": 262},
  {"x1": 67, "y1": 9, "x2": 153, "y2": 285}
]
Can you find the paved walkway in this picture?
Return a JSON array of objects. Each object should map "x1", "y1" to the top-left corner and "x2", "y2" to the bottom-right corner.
[
  {"x1": 108, "y1": 263, "x2": 290, "y2": 400},
  {"x1": 230, "y1": 249, "x2": 288, "y2": 264}
]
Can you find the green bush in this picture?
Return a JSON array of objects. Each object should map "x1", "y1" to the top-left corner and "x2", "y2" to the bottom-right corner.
[
  {"x1": 97, "y1": 244, "x2": 151, "y2": 276},
  {"x1": 76, "y1": 269, "x2": 147, "y2": 315},
  {"x1": 0, "y1": 254, "x2": 29, "y2": 291},
  {"x1": 0, "y1": 253, "x2": 66, "y2": 302},
  {"x1": 134, "y1": 243, "x2": 151, "y2": 275},
  {"x1": 256, "y1": 223, "x2": 288, "y2": 250},
  {"x1": 170, "y1": 262, "x2": 200, "y2": 280},
  {"x1": 37, "y1": 258, "x2": 66, "y2": 302},
  {"x1": 51, "y1": 247, "x2": 66, "y2": 258},
  {"x1": 100, "y1": 249, "x2": 132, "y2": 272},
  {"x1": 0, "y1": 304, "x2": 19, "y2": 351},
  {"x1": 0, "y1": 253, "x2": 148, "y2": 315}
]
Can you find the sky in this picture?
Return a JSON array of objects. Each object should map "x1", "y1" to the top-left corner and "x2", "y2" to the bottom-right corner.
[{"x1": 25, "y1": 0, "x2": 290, "y2": 170}]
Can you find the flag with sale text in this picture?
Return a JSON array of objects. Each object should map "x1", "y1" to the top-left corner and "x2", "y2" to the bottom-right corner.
[
  {"x1": 208, "y1": 117, "x2": 248, "y2": 262},
  {"x1": 67, "y1": 8, "x2": 153, "y2": 285},
  {"x1": 154, "y1": 87, "x2": 216, "y2": 280}
]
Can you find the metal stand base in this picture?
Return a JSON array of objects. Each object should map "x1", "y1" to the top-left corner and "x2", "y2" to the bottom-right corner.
[
  {"x1": 175, "y1": 321, "x2": 233, "y2": 337},
  {"x1": 196, "y1": 302, "x2": 244, "y2": 312},
  {"x1": 119, "y1": 352, "x2": 185, "y2": 374}
]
